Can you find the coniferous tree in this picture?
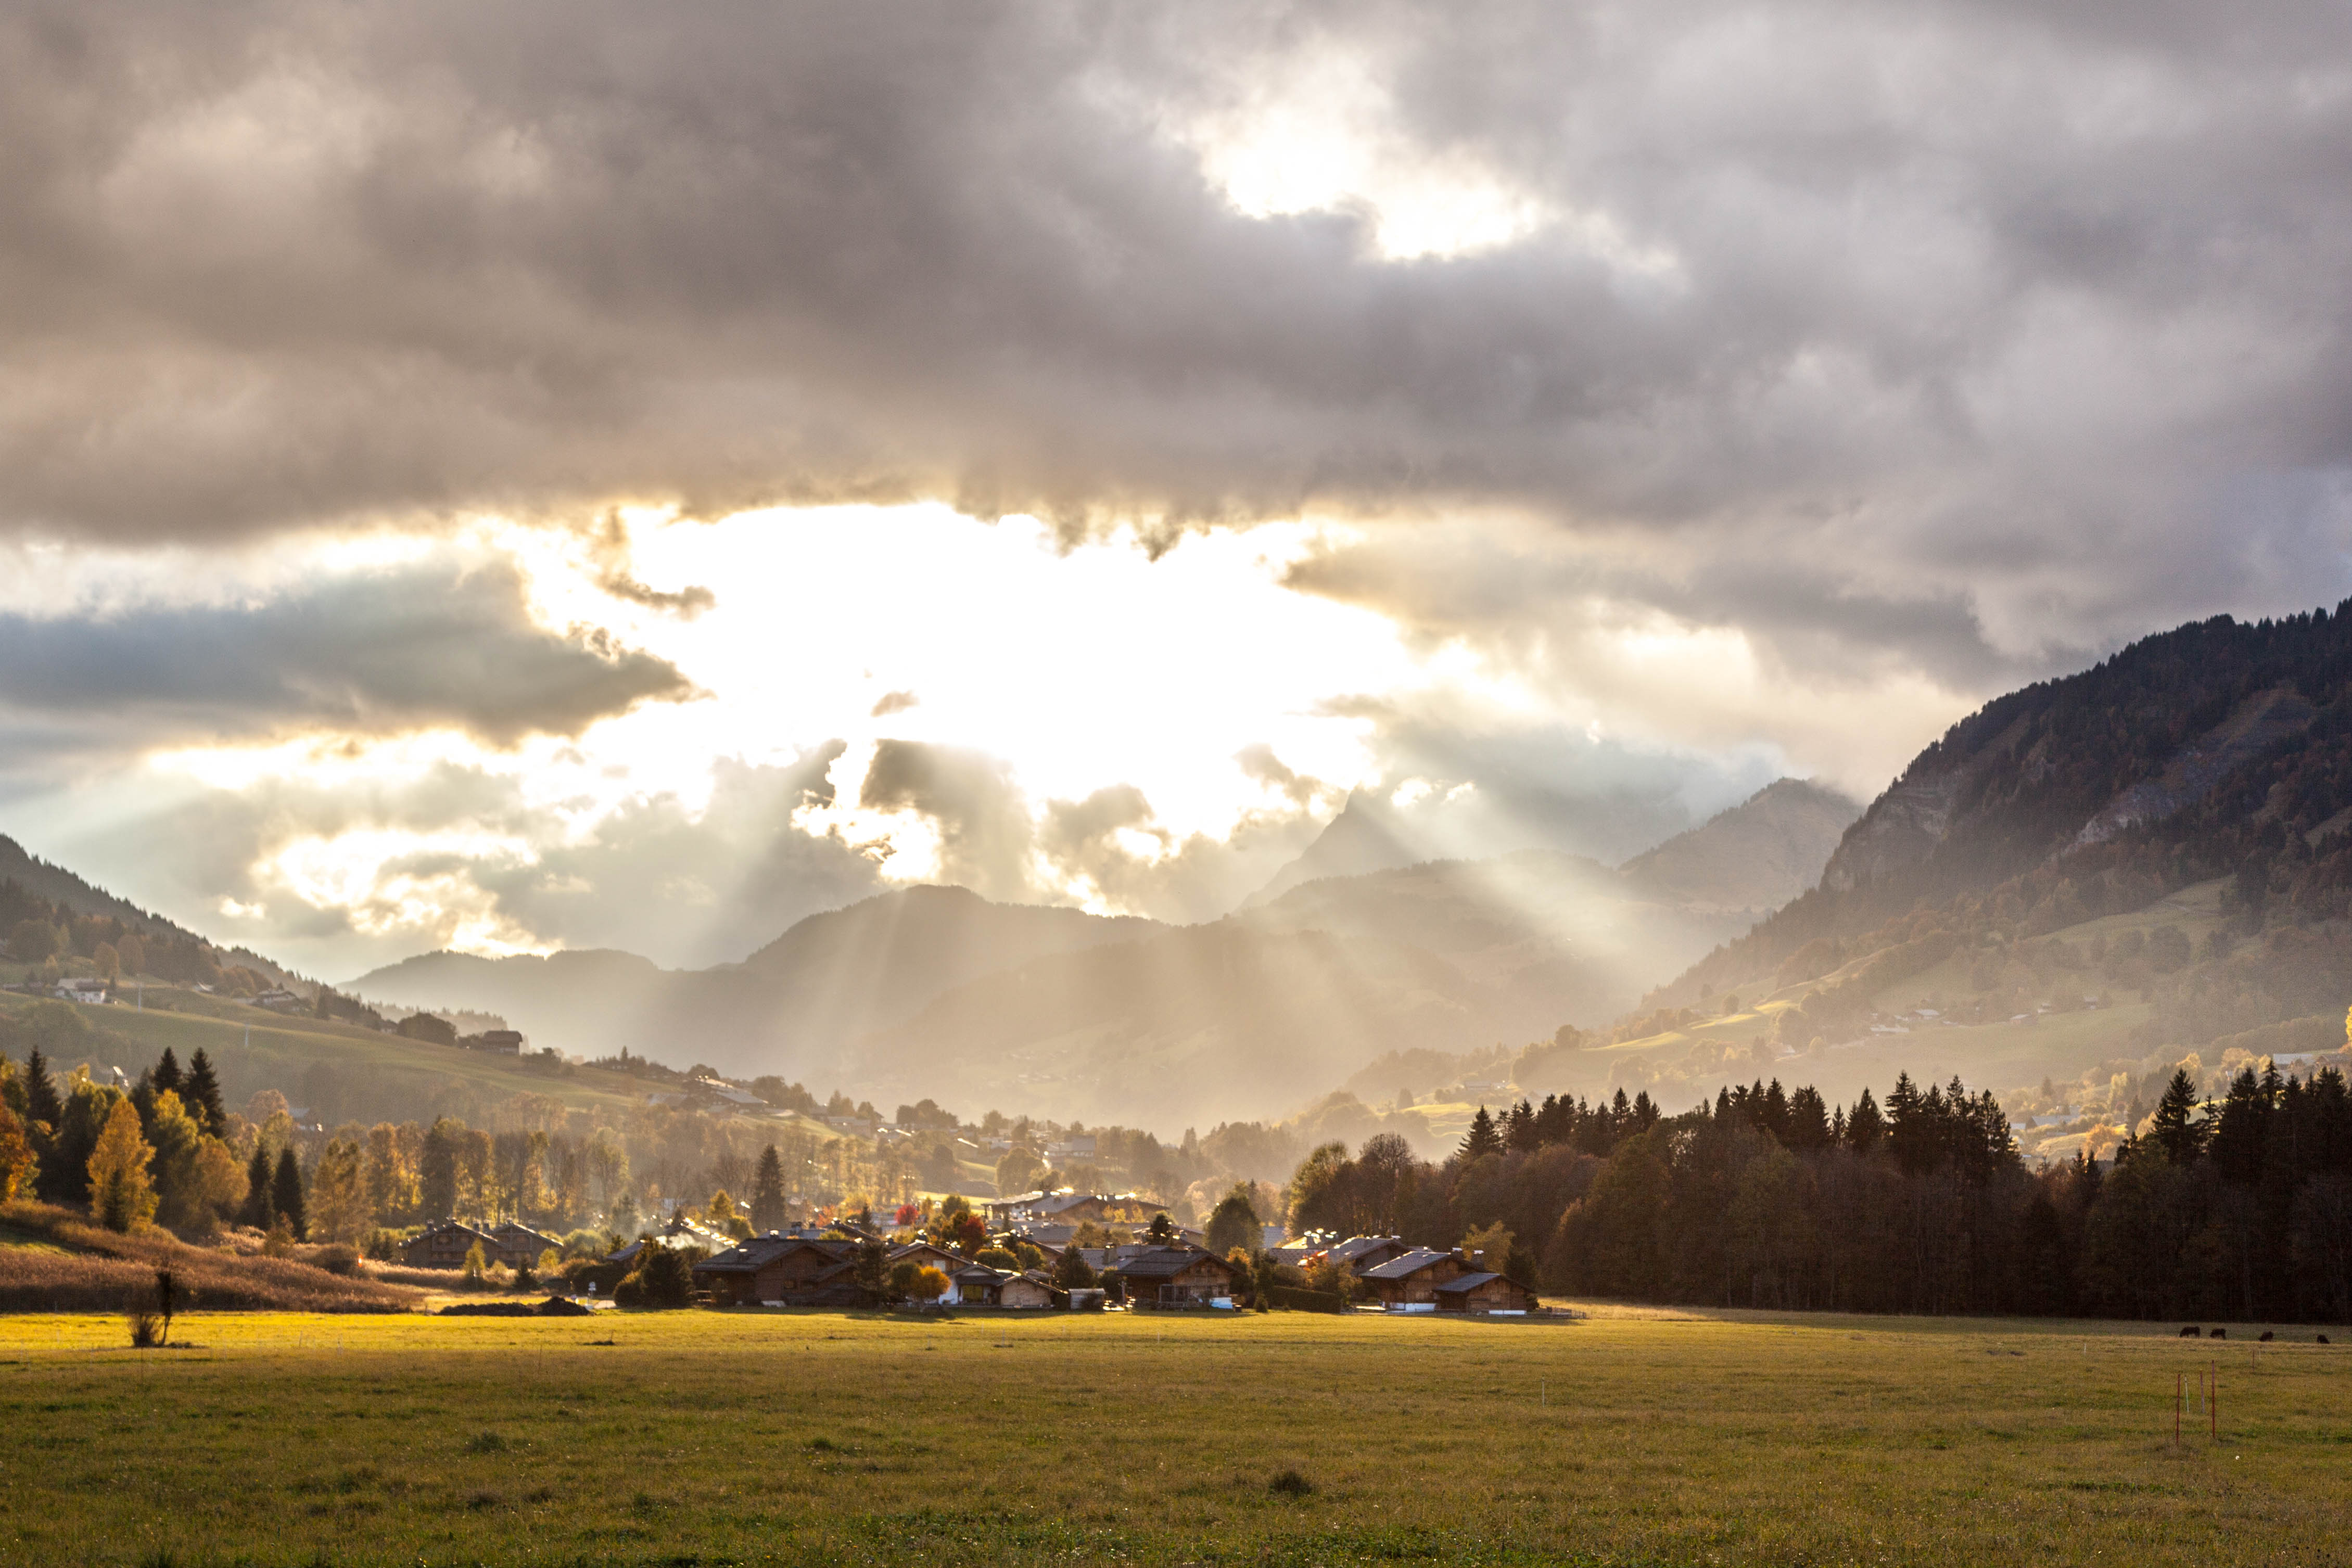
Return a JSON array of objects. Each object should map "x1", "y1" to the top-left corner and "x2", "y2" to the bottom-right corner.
[
  {"x1": 1505, "y1": 1100, "x2": 1539, "y2": 1153},
  {"x1": 2150, "y1": 1069, "x2": 2207, "y2": 1165},
  {"x1": 151, "y1": 1048, "x2": 182, "y2": 1102},
  {"x1": 2208, "y1": 1067, "x2": 2271, "y2": 1184},
  {"x1": 749, "y1": 1143, "x2": 788, "y2": 1233},
  {"x1": 182, "y1": 1049, "x2": 225, "y2": 1137},
  {"x1": 273, "y1": 1146, "x2": 308, "y2": 1240},
  {"x1": 1458, "y1": 1105, "x2": 1504, "y2": 1162},
  {"x1": 240, "y1": 1144, "x2": 276, "y2": 1230},
  {"x1": 1053, "y1": 1243, "x2": 1098, "y2": 1289},
  {"x1": 21, "y1": 1047, "x2": 60, "y2": 1130},
  {"x1": 1845, "y1": 1088, "x2": 1885, "y2": 1155},
  {"x1": 1886, "y1": 1074, "x2": 1934, "y2": 1172}
]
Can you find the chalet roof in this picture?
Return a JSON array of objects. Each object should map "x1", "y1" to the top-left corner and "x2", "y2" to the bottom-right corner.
[
  {"x1": 889, "y1": 1242, "x2": 963, "y2": 1265},
  {"x1": 1111, "y1": 1246, "x2": 1234, "y2": 1280},
  {"x1": 691, "y1": 1235, "x2": 856, "y2": 1275},
  {"x1": 1360, "y1": 1247, "x2": 1457, "y2": 1282},
  {"x1": 416, "y1": 1219, "x2": 494, "y2": 1241},
  {"x1": 1433, "y1": 1270, "x2": 1534, "y2": 1294},
  {"x1": 489, "y1": 1221, "x2": 561, "y2": 1247},
  {"x1": 1433, "y1": 1271, "x2": 1502, "y2": 1293},
  {"x1": 1324, "y1": 1235, "x2": 1405, "y2": 1264}
]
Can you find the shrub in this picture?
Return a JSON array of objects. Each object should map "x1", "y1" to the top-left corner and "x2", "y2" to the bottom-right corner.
[
  {"x1": 613, "y1": 1244, "x2": 694, "y2": 1309},
  {"x1": 125, "y1": 1293, "x2": 162, "y2": 1348},
  {"x1": 310, "y1": 1244, "x2": 361, "y2": 1277}
]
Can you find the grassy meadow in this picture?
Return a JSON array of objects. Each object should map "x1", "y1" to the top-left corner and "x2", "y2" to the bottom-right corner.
[{"x1": 1, "y1": 1305, "x2": 2345, "y2": 1566}]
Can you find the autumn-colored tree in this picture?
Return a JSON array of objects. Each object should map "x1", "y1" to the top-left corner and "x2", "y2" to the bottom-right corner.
[
  {"x1": 934, "y1": 1208, "x2": 988, "y2": 1256},
  {"x1": 115, "y1": 932, "x2": 144, "y2": 978},
  {"x1": 0, "y1": 1101, "x2": 35, "y2": 1202},
  {"x1": 308, "y1": 1138, "x2": 373, "y2": 1244},
  {"x1": 147, "y1": 1090, "x2": 241, "y2": 1234},
  {"x1": 87, "y1": 1098, "x2": 157, "y2": 1232}
]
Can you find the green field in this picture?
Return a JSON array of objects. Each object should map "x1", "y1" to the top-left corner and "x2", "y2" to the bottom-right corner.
[{"x1": 2, "y1": 1306, "x2": 2345, "y2": 1566}]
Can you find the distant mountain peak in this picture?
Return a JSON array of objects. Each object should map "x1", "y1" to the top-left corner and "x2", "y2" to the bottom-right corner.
[{"x1": 1620, "y1": 779, "x2": 1861, "y2": 913}]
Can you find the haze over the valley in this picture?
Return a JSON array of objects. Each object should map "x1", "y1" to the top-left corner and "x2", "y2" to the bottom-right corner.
[{"x1": 4, "y1": 2, "x2": 2352, "y2": 1126}]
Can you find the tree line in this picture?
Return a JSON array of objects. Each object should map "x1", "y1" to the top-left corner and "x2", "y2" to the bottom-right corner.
[{"x1": 1285, "y1": 1065, "x2": 2352, "y2": 1321}]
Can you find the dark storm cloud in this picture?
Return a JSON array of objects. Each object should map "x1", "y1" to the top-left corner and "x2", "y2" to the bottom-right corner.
[
  {"x1": 3, "y1": 0, "x2": 2350, "y2": 677},
  {"x1": 0, "y1": 561, "x2": 694, "y2": 746}
]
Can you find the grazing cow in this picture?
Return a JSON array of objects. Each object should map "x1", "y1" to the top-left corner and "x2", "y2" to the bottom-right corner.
[
  {"x1": 2211, "y1": 1328, "x2": 2228, "y2": 1339},
  {"x1": 2259, "y1": 1331, "x2": 2275, "y2": 1342},
  {"x1": 2180, "y1": 1325, "x2": 2202, "y2": 1337}
]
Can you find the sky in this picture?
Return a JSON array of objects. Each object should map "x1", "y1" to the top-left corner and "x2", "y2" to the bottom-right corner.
[{"x1": 3, "y1": 1, "x2": 2349, "y2": 980}]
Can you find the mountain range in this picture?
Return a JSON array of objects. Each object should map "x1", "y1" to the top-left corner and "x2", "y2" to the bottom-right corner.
[{"x1": 347, "y1": 777, "x2": 1859, "y2": 1127}]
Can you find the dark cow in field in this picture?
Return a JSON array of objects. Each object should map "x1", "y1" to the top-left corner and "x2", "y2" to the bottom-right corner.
[
  {"x1": 2180, "y1": 1325, "x2": 2201, "y2": 1337},
  {"x1": 2259, "y1": 1331, "x2": 2274, "y2": 1342},
  {"x1": 2211, "y1": 1328, "x2": 2227, "y2": 1339},
  {"x1": 2321, "y1": 1335, "x2": 2332, "y2": 1345}
]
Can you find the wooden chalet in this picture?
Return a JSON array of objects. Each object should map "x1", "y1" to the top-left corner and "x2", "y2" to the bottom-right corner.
[
  {"x1": 945, "y1": 1265, "x2": 1067, "y2": 1309},
  {"x1": 486, "y1": 1221, "x2": 563, "y2": 1269},
  {"x1": 1112, "y1": 1246, "x2": 1238, "y2": 1306},
  {"x1": 1357, "y1": 1247, "x2": 1469, "y2": 1306},
  {"x1": 1433, "y1": 1271, "x2": 1540, "y2": 1314},
  {"x1": 692, "y1": 1236, "x2": 872, "y2": 1307},
  {"x1": 403, "y1": 1219, "x2": 497, "y2": 1270}
]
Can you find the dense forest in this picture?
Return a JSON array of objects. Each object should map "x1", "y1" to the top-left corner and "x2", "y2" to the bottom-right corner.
[{"x1": 1291, "y1": 1063, "x2": 2352, "y2": 1323}]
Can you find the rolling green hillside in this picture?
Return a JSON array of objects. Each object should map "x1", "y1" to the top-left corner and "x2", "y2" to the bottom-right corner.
[{"x1": 0, "y1": 986, "x2": 657, "y2": 1128}]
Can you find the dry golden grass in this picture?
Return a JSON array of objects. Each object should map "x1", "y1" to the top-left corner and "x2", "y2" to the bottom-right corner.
[{"x1": 0, "y1": 1202, "x2": 420, "y2": 1313}]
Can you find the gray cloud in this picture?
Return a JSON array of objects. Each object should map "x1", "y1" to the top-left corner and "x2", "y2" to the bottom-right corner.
[
  {"x1": 0, "y1": 0, "x2": 2346, "y2": 690},
  {"x1": 0, "y1": 560, "x2": 695, "y2": 749},
  {"x1": 38, "y1": 744, "x2": 880, "y2": 974},
  {"x1": 1332, "y1": 697, "x2": 1782, "y2": 866},
  {"x1": 858, "y1": 740, "x2": 1037, "y2": 902}
]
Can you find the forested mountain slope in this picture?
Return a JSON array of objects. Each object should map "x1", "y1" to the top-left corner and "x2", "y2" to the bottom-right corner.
[
  {"x1": 1, "y1": 834, "x2": 301, "y2": 990},
  {"x1": 1646, "y1": 605, "x2": 2352, "y2": 1014}
]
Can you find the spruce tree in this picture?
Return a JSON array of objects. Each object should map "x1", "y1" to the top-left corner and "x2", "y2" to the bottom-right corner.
[
  {"x1": 1458, "y1": 1105, "x2": 1504, "y2": 1162},
  {"x1": 240, "y1": 1144, "x2": 276, "y2": 1230},
  {"x1": 273, "y1": 1146, "x2": 308, "y2": 1240},
  {"x1": 2150, "y1": 1068, "x2": 2206, "y2": 1165},
  {"x1": 1505, "y1": 1099, "x2": 1538, "y2": 1153},
  {"x1": 151, "y1": 1048, "x2": 182, "y2": 1102},
  {"x1": 21, "y1": 1048, "x2": 60, "y2": 1130},
  {"x1": 1845, "y1": 1088, "x2": 1885, "y2": 1154},
  {"x1": 749, "y1": 1143, "x2": 788, "y2": 1233},
  {"x1": 183, "y1": 1049, "x2": 226, "y2": 1137}
]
